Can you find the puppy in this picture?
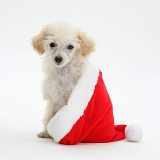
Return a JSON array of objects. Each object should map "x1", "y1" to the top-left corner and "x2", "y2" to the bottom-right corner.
[{"x1": 32, "y1": 23, "x2": 95, "y2": 138}]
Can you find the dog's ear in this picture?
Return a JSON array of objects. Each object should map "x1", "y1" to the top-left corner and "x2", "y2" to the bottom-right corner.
[
  {"x1": 31, "y1": 30, "x2": 48, "y2": 55},
  {"x1": 77, "y1": 31, "x2": 95, "y2": 56}
]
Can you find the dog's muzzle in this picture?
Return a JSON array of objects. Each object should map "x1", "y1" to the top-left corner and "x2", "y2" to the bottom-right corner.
[{"x1": 55, "y1": 56, "x2": 63, "y2": 64}]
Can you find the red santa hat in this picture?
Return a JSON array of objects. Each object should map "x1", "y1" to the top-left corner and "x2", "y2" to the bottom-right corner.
[{"x1": 47, "y1": 62, "x2": 143, "y2": 145}]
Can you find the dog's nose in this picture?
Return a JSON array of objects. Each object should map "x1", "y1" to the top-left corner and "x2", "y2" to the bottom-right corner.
[{"x1": 55, "y1": 56, "x2": 63, "y2": 64}]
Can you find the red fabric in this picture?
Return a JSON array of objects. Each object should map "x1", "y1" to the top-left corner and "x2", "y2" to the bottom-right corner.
[{"x1": 59, "y1": 72, "x2": 126, "y2": 145}]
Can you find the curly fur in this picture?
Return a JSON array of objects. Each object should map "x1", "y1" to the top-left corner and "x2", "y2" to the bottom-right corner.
[{"x1": 31, "y1": 22, "x2": 95, "y2": 138}]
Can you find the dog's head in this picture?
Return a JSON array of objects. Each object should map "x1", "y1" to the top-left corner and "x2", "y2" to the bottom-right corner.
[{"x1": 31, "y1": 23, "x2": 95, "y2": 68}]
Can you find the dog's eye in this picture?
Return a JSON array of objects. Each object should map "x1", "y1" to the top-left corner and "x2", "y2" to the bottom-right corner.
[
  {"x1": 67, "y1": 45, "x2": 74, "y2": 50},
  {"x1": 50, "y1": 43, "x2": 56, "y2": 48}
]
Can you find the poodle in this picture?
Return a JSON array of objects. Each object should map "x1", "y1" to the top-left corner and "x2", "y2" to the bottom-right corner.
[{"x1": 31, "y1": 22, "x2": 95, "y2": 138}]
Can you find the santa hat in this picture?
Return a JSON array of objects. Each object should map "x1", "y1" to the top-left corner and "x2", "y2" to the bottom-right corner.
[{"x1": 47, "y1": 62, "x2": 143, "y2": 145}]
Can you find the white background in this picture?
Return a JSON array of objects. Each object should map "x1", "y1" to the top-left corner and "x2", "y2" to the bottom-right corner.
[{"x1": 0, "y1": 0, "x2": 160, "y2": 159}]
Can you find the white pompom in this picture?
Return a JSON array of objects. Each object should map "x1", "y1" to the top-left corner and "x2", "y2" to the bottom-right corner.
[{"x1": 125, "y1": 124, "x2": 143, "y2": 142}]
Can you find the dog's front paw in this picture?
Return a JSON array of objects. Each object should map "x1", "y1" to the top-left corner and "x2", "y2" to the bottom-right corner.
[{"x1": 37, "y1": 131, "x2": 51, "y2": 138}]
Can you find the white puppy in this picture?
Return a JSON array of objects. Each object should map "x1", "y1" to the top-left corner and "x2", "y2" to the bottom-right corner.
[{"x1": 32, "y1": 23, "x2": 95, "y2": 138}]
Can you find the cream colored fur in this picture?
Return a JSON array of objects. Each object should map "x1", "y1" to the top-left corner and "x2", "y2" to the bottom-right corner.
[{"x1": 32, "y1": 22, "x2": 95, "y2": 138}]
